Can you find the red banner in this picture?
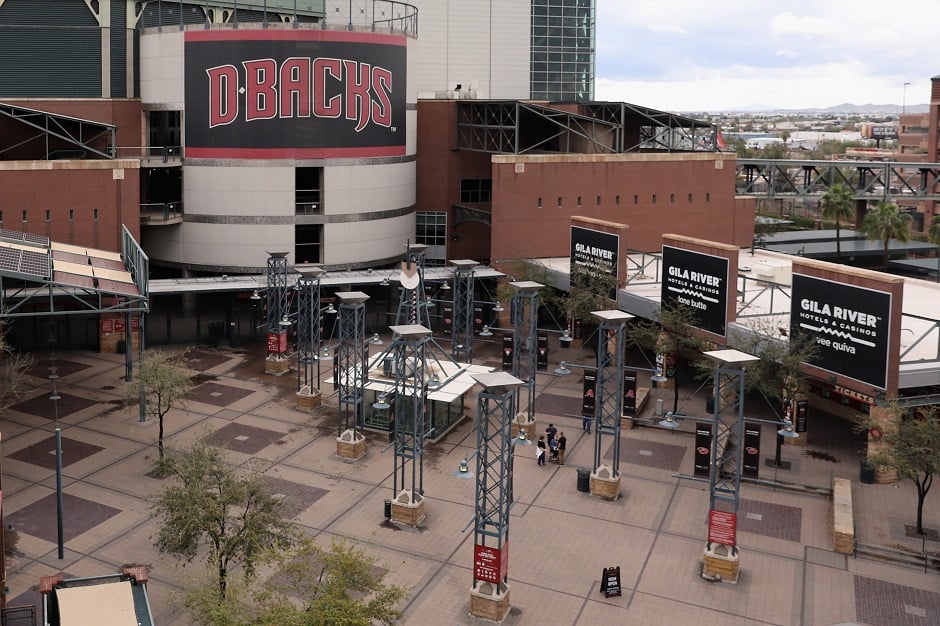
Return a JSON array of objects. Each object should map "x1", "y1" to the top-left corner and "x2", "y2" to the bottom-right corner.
[
  {"x1": 114, "y1": 319, "x2": 126, "y2": 332},
  {"x1": 131, "y1": 317, "x2": 140, "y2": 332},
  {"x1": 101, "y1": 319, "x2": 114, "y2": 334},
  {"x1": 267, "y1": 331, "x2": 287, "y2": 354},
  {"x1": 473, "y1": 544, "x2": 505, "y2": 584},
  {"x1": 708, "y1": 509, "x2": 737, "y2": 547}
]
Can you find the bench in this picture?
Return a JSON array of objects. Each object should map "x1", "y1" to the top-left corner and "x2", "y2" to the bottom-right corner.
[{"x1": 832, "y1": 477, "x2": 854, "y2": 554}]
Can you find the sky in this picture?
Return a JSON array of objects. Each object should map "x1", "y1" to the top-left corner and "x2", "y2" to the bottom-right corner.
[{"x1": 594, "y1": 1, "x2": 939, "y2": 113}]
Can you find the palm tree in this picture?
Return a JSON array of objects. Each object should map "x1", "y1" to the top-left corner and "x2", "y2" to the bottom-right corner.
[
  {"x1": 860, "y1": 201, "x2": 912, "y2": 269},
  {"x1": 927, "y1": 215, "x2": 940, "y2": 282},
  {"x1": 819, "y1": 183, "x2": 855, "y2": 262}
]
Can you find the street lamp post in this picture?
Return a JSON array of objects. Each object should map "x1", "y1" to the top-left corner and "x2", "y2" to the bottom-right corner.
[
  {"x1": 295, "y1": 268, "x2": 324, "y2": 410},
  {"x1": 335, "y1": 291, "x2": 369, "y2": 460},
  {"x1": 450, "y1": 259, "x2": 477, "y2": 363}
]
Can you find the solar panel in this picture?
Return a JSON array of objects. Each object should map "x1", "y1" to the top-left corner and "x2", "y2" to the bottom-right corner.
[
  {"x1": 20, "y1": 249, "x2": 50, "y2": 278},
  {"x1": 0, "y1": 228, "x2": 49, "y2": 247},
  {"x1": 0, "y1": 246, "x2": 50, "y2": 280}
]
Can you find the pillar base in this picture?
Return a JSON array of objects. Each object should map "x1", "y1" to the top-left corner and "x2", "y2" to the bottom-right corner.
[
  {"x1": 589, "y1": 464, "x2": 621, "y2": 500},
  {"x1": 265, "y1": 354, "x2": 291, "y2": 376},
  {"x1": 702, "y1": 543, "x2": 739, "y2": 584},
  {"x1": 784, "y1": 433, "x2": 808, "y2": 447},
  {"x1": 510, "y1": 412, "x2": 536, "y2": 442},
  {"x1": 390, "y1": 489, "x2": 426, "y2": 527},
  {"x1": 469, "y1": 581, "x2": 510, "y2": 622},
  {"x1": 336, "y1": 429, "x2": 366, "y2": 460},
  {"x1": 295, "y1": 386, "x2": 322, "y2": 411}
]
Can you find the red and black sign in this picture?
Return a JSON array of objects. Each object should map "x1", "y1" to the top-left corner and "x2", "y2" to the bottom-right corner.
[
  {"x1": 694, "y1": 422, "x2": 712, "y2": 478},
  {"x1": 101, "y1": 319, "x2": 114, "y2": 334},
  {"x1": 472, "y1": 304, "x2": 485, "y2": 334},
  {"x1": 621, "y1": 369, "x2": 637, "y2": 417},
  {"x1": 600, "y1": 566, "x2": 621, "y2": 598},
  {"x1": 743, "y1": 421, "x2": 760, "y2": 479},
  {"x1": 441, "y1": 303, "x2": 453, "y2": 334},
  {"x1": 501, "y1": 335, "x2": 513, "y2": 371},
  {"x1": 582, "y1": 369, "x2": 597, "y2": 417},
  {"x1": 184, "y1": 30, "x2": 406, "y2": 159},
  {"x1": 795, "y1": 400, "x2": 808, "y2": 433},
  {"x1": 267, "y1": 330, "x2": 287, "y2": 354},
  {"x1": 536, "y1": 334, "x2": 548, "y2": 371}
]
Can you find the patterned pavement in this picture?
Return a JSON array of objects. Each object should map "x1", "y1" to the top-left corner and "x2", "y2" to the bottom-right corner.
[{"x1": 0, "y1": 338, "x2": 937, "y2": 625}]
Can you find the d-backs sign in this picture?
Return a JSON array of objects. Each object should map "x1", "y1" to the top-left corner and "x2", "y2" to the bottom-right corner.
[
  {"x1": 570, "y1": 226, "x2": 618, "y2": 300},
  {"x1": 184, "y1": 30, "x2": 406, "y2": 159},
  {"x1": 661, "y1": 246, "x2": 729, "y2": 337},
  {"x1": 790, "y1": 274, "x2": 891, "y2": 389}
]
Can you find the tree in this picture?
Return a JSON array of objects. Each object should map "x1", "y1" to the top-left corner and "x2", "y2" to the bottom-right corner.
[
  {"x1": 927, "y1": 215, "x2": 940, "y2": 282},
  {"x1": 127, "y1": 349, "x2": 193, "y2": 464},
  {"x1": 820, "y1": 183, "x2": 855, "y2": 262},
  {"x1": 861, "y1": 200, "x2": 912, "y2": 269},
  {"x1": 181, "y1": 539, "x2": 408, "y2": 626},
  {"x1": 153, "y1": 439, "x2": 297, "y2": 599},
  {"x1": 0, "y1": 323, "x2": 32, "y2": 412},
  {"x1": 864, "y1": 407, "x2": 940, "y2": 536}
]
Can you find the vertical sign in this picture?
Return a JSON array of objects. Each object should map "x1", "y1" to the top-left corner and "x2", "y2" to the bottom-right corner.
[
  {"x1": 621, "y1": 369, "x2": 637, "y2": 417},
  {"x1": 708, "y1": 509, "x2": 737, "y2": 547},
  {"x1": 473, "y1": 544, "x2": 503, "y2": 584},
  {"x1": 600, "y1": 566, "x2": 622, "y2": 598},
  {"x1": 795, "y1": 400, "x2": 808, "y2": 433},
  {"x1": 472, "y1": 304, "x2": 485, "y2": 334},
  {"x1": 441, "y1": 303, "x2": 453, "y2": 334},
  {"x1": 661, "y1": 245, "x2": 730, "y2": 337},
  {"x1": 101, "y1": 319, "x2": 114, "y2": 334},
  {"x1": 694, "y1": 422, "x2": 712, "y2": 478},
  {"x1": 582, "y1": 369, "x2": 597, "y2": 417},
  {"x1": 570, "y1": 226, "x2": 619, "y2": 300},
  {"x1": 501, "y1": 335, "x2": 513, "y2": 371},
  {"x1": 536, "y1": 334, "x2": 548, "y2": 371},
  {"x1": 742, "y1": 421, "x2": 761, "y2": 479}
]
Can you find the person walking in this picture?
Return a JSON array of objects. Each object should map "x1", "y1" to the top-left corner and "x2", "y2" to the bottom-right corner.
[
  {"x1": 536, "y1": 435, "x2": 547, "y2": 466},
  {"x1": 546, "y1": 423, "x2": 558, "y2": 445},
  {"x1": 582, "y1": 414, "x2": 592, "y2": 433},
  {"x1": 557, "y1": 432, "x2": 567, "y2": 465}
]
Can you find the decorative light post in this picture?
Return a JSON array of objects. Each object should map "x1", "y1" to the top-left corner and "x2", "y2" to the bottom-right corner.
[
  {"x1": 295, "y1": 268, "x2": 323, "y2": 411},
  {"x1": 589, "y1": 310, "x2": 634, "y2": 499},
  {"x1": 701, "y1": 349, "x2": 758, "y2": 584},
  {"x1": 335, "y1": 291, "x2": 369, "y2": 460},
  {"x1": 509, "y1": 281, "x2": 541, "y2": 441},
  {"x1": 395, "y1": 242, "x2": 430, "y2": 328},
  {"x1": 450, "y1": 259, "x2": 477, "y2": 363},
  {"x1": 264, "y1": 251, "x2": 291, "y2": 375},
  {"x1": 468, "y1": 372, "x2": 524, "y2": 622}
]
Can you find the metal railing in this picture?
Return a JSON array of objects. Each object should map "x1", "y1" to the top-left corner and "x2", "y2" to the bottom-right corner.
[
  {"x1": 140, "y1": 201, "x2": 184, "y2": 223},
  {"x1": 112, "y1": 145, "x2": 182, "y2": 163}
]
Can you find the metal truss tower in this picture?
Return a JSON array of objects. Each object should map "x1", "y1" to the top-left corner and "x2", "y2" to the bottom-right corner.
[
  {"x1": 265, "y1": 251, "x2": 290, "y2": 333},
  {"x1": 592, "y1": 311, "x2": 633, "y2": 474},
  {"x1": 510, "y1": 282, "x2": 541, "y2": 422},
  {"x1": 390, "y1": 324, "x2": 432, "y2": 500},
  {"x1": 295, "y1": 268, "x2": 323, "y2": 391},
  {"x1": 469, "y1": 372, "x2": 524, "y2": 618},
  {"x1": 395, "y1": 243, "x2": 431, "y2": 328},
  {"x1": 450, "y1": 260, "x2": 477, "y2": 363},
  {"x1": 336, "y1": 292, "x2": 369, "y2": 436}
]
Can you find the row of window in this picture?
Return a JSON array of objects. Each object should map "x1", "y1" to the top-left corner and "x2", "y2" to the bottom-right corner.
[
  {"x1": 537, "y1": 193, "x2": 712, "y2": 208},
  {"x1": 0, "y1": 209, "x2": 99, "y2": 222}
]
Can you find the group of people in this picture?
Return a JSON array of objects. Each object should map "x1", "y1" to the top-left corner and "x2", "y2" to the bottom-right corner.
[{"x1": 536, "y1": 423, "x2": 566, "y2": 466}]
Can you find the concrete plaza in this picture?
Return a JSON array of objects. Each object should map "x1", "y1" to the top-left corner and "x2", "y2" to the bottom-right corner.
[{"x1": 1, "y1": 336, "x2": 938, "y2": 625}]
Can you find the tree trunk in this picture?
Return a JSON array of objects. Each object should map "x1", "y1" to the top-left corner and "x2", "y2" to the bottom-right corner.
[
  {"x1": 158, "y1": 413, "x2": 165, "y2": 461},
  {"x1": 218, "y1": 556, "x2": 227, "y2": 599},
  {"x1": 917, "y1": 488, "x2": 926, "y2": 536}
]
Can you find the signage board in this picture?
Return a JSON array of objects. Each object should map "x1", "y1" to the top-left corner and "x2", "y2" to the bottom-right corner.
[
  {"x1": 267, "y1": 330, "x2": 287, "y2": 354},
  {"x1": 795, "y1": 400, "x2": 808, "y2": 433},
  {"x1": 621, "y1": 370, "x2": 637, "y2": 417},
  {"x1": 600, "y1": 566, "x2": 622, "y2": 598},
  {"x1": 114, "y1": 319, "x2": 126, "y2": 333},
  {"x1": 501, "y1": 335, "x2": 513, "y2": 371},
  {"x1": 694, "y1": 422, "x2": 712, "y2": 478},
  {"x1": 473, "y1": 543, "x2": 505, "y2": 584},
  {"x1": 570, "y1": 226, "x2": 619, "y2": 299},
  {"x1": 661, "y1": 245, "x2": 729, "y2": 337},
  {"x1": 743, "y1": 421, "x2": 760, "y2": 479},
  {"x1": 101, "y1": 319, "x2": 114, "y2": 334},
  {"x1": 184, "y1": 30, "x2": 406, "y2": 159},
  {"x1": 790, "y1": 273, "x2": 892, "y2": 389},
  {"x1": 536, "y1": 334, "x2": 548, "y2": 371},
  {"x1": 708, "y1": 509, "x2": 737, "y2": 547},
  {"x1": 581, "y1": 369, "x2": 597, "y2": 417}
]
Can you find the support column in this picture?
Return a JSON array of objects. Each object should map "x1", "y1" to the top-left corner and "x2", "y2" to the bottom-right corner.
[
  {"x1": 295, "y1": 268, "x2": 324, "y2": 411},
  {"x1": 510, "y1": 281, "x2": 541, "y2": 435},
  {"x1": 264, "y1": 251, "x2": 291, "y2": 375},
  {"x1": 335, "y1": 292, "x2": 369, "y2": 460},
  {"x1": 450, "y1": 259, "x2": 477, "y2": 363},
  {"x1": 701, "y1": 349, "x2": 758, "y2": 584},
  {"x1": 589, "y1": 310, "x2": 633, "y2": 500},
  {"x1": 389, "y1": 324, "x2": 432, "y2": 526},
  {"x1": 395, "y1": 243, "x2": 430, "y2": 328},
  {"x1": 468, "y1": 372, "x2": 524, "y2": 622}
]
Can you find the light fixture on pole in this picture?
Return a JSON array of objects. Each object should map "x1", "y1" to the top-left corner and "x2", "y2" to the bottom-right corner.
[
  {"x1": 777, "y1": 419, "x2": 798, "y2": 439},
  {"x1": 659, "y1": 411, "x2": 680, "y2": 429},
  {"x1": 492, "y1": 301, "x2": 504, "y2": 313},
  {"x1": 440, "y1": 281, "x2": 451, "y2": 291},
  {"x1": 324, "y1": 302, "x2": 337, "y2": 314},
  {"x1": 372, "y1": 392, "x2": 390, "y2": 410},
  {"x1": 479, "y1": 325, "x2": 493, "y2": 337},
  {"x1": 369, "y1": 333, "x2": 384, "y2": 345},
  {"x1": 559, "y1": 328, "x2": 572, "y2": 348},
  {"x1": 279, "y1": 315, "x2": 293, "y2": 327},
  {"x1": 250, "y1": 290, "x2": 262, "y2": 300},
  {"x1": 427, "y1": 373, "x2": 442, "y2": 389},
  {"x1": 514, "y1": 430, "x2": 532, "y2": 446},
  {"x1": 319, "y1": 347, "x2": 333, "y2": 361},
  {"x1": 452, "y1": 457, "x2": 474, "y2": 478},
  {"x1": 554, "y1": 361, "x2": 571, "y2": 375}
]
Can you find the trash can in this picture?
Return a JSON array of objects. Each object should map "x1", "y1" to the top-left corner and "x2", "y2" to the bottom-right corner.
[
  {"x1": 860, "y1": 461, "x2": 875, "y2": 485},
  {"x1": 383, "y1": 499, "x2": 392, "y2": 518},
  {"x1": 577, "y1": 468, "x2": 590, "y2": 493},
  {"x1": 116, "y1": 339, "x2": 126, "y2": 355}
]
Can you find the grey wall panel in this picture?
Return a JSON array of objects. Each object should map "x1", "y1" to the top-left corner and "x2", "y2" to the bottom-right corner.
[
  {"x1": 0, "y1": 28, "x2": 101, "y2": 97},
  {"x1": 111, "y1": 0, "x2": 128, "y2": 97},
  {"x1": 0, "y1": 0, "x2": 98, "y2": 26}
]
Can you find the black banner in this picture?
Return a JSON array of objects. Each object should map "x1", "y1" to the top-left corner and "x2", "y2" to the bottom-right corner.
[
  {"x1": 661, "y1": 245, "x2": 729, "y2": 337},
  {"x1": 743, "y1": 421, "x2": 761, "y2": 479},
  {"x1": 790, "y1": 273, "x2": 892, "y2": 389},
  {"x1": 582, "y1": 369, "x2": 597, "y2": 417},
  {"x1": 621, "y1": 370, "x2": 637, "y2": 417},
  {"x1": 694, "y1": 422, "x2": 712, "y2": 478},
  {"x1": 473, "y1": 304, "x2": 485, "y2": 335},
  {"x1": 570, "y1": 226, "x2": 619, "y2": 300},
  {"x1": 536, "y1": 334, "x2": 548, "y2": 371},
  {"x1": 795, "y1": 400, "x2": 808, "y2": 433},
  {"x1": 573, "y1": 317, "x2": 583, "y2": 340},
  {"x1": 600, "y1": 566, "x2": 621, "y2": 598},
  {"x1": 184, "y1": 30, "x2": 407, "y2": 159},
  {"x1": 501, "y1": 335, "x2": 513, "y2": 372},
  {"x1": 441, "y1": 303, "x2": 453, "y2": 334}
]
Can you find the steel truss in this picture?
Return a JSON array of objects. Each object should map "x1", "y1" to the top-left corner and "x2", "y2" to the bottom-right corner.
[
  {"x1": 0, "y1": 102, "x2": 115, "y2": 160},
  {"x1": 594, "y1": 318, "x2": 628, "y2": 475},
  {"x1": 295, "y1": 269, "x2": 323, "y2": 392},
  {"x1": 510, "y1": 283, "x2": 540, "y2": 422},
  {"x1": 337, "y1": 294, "x2": 368, "y2": 436},
  {"x1": 736, "y1": 159, "x2": 940, "y2": 201},
  {"x1": 708, "y1": 364, "x2": 748, "y2": 514},
  {"x1": 451, "y1": 261, "x2": 476, "y2": 363},
  {"x1": 395, "y1": 245, "x2": 431, "y2": 328},
  {"x1": 390, "y1": 326, "x2": 431, "y2": 500},
  {"x1": 265, "y1": 253, "x2": 290, "y2": 333}
]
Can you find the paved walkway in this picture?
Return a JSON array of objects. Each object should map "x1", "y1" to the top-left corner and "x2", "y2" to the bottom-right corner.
[{"x1": 2, "y1": 337, "x2": 938, "y2": 625}]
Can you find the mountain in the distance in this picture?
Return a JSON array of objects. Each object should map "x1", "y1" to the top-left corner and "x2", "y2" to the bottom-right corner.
[{"x1": 707, "y1": 102, "x2": 929, "y2": 114}]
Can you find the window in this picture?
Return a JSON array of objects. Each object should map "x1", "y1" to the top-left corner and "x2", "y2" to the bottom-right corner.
[
  {"x1": 93, "y1": 208, "x2": 99, "y2": 220},
  {"x1": 577, "y1": 196, "x2": 582, "y2": 207},
  {"x1": 596, "y1": 195, "x2": 601, "y2": 205},
  {"x1": 416, "y1": 212, "x2": 447, "y2": 247},
  {"x1": 615, "y1": 195, "x2": 620, "y2": 205},
  {"x1": 538, "y1": 197, "x2": 542, "y2": 208},
  {"x1": 459, "y1": 179, "x2": 492, "y2": 203},
  {"x1": 295, "y1": 225, "x2": 322, "y2": 264},
  {"x1": 0, "y1": 211, "x2": 4, "y2": 222},
  {"x1": 652, "y1": 194, "x2": 657, "y2": 204},
  {"x1": 45, "y1": 210, "x2": 51, "y2": 221},
  {"x1": 706, "y1": 193, "x2": 711, "y2": 202},
  {"x1": 670, "y1": 194, "x2": 675, "y2": 203},
  {"x1": 634, "y1": 194, "x2": 638, "y2": 204},
  {"x1": 557, "y1": 196, "x2": 562, "y2": 207},
  {"x1": 688, "y1": 193, "x2": 693, "y2": 203},
  {"x1": 295, "y1": 167, "x2": 323, "y2": 214},
  {"x1": 22, "y1": 210, "x2": 27, "y2": 222},
  {"x1": 69, "y1": 209, "x2": 74, "y2": 221}
]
